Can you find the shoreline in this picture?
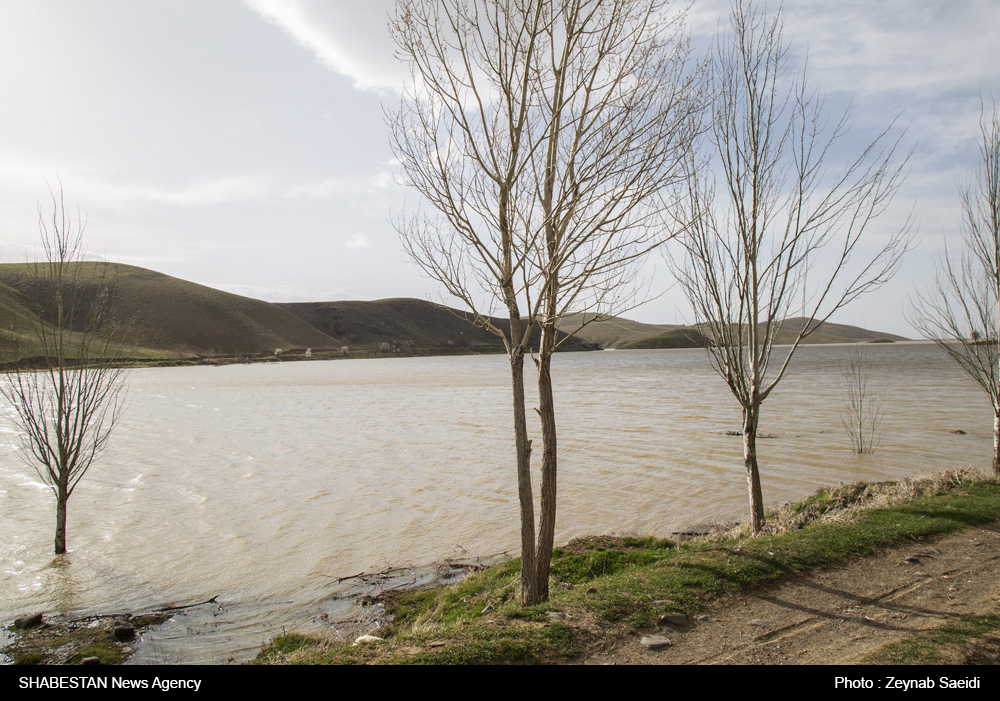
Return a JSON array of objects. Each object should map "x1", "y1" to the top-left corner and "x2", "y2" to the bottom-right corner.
[
  {"x1": 249, "y1": 468, "x2": 1000, "y2": 665},
  {"x1": 5, "y1": 467, "x2": 998, "y2": 665},
  {"x1": 5, "y1": 337, "x2": 933, "y2": 373}
]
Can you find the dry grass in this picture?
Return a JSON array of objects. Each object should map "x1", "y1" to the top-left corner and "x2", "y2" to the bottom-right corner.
[{"x1": 707, "y1": 467, "x2": 997, "y2": 541}]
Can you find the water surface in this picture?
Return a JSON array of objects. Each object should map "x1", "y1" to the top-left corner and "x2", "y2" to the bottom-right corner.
[{"x1": 0, "y1": 343, "x2": 991, "y2": 663}]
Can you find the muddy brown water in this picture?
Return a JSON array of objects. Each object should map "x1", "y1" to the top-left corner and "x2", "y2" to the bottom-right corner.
[{"x1": 0, "y1": 343, "x2": 991, "y2": 663}]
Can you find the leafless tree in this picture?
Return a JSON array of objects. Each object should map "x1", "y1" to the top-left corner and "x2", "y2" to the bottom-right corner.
[
  {"x1": 669, "y1": 1, "x2": 911, "y2": 532},
  {"x1": 390, "y1": 0, "x2": 703, "y2": 604},
  {"x1": 0, "y1": 187, "x2": 130, "y2": 554},
  {"x1": 841, "y1": 346, "x2": 884, "y2": 454},
  {"x1": 911, "y1": 101, "x2": 1000, "y2": 474}
]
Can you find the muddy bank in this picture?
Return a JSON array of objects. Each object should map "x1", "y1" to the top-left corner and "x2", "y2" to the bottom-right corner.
[{"x1": 2, "y1": 597, "x2": 220, "y2": 665}]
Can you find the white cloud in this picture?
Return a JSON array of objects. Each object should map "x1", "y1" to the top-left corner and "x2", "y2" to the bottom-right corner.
[
  {"x1": 112, "y1": 175, "x2": 270, "y2": 207},
  {"x1": 245, "y1": 0, "x2": 403, "y2": 94},
  {"x1": 0, "y1": 242, "x2": 31, "y2": 262},
  {"x1": 345, "y1": 233, "x2": 369, "y2": 250},
  {"x1": 0, "y1": 166, "x2": 272, "y2": 210},
  {"x1": 284, "y1": 167, "x2": 397, "y2": 199}
]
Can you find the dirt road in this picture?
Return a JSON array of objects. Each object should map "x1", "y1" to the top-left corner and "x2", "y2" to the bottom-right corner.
[{"x1": 584, "y1": 522, "x2": 1000, "y2": 665}]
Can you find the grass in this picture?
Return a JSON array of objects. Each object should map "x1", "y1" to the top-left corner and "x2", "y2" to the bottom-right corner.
[
  {"x1": 254, "y1": 468, "x2": 1000, "y2": 665},
  {"x1": 860, "y1": 613, "x2": 1000, "y2": 665},
  {"x1": 3, "y1": 613, "x2": 171, "y2": 665}
]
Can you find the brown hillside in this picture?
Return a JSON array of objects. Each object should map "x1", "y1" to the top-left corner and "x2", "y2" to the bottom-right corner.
[
  {"x1": 0, "y1": 263, "x2": 341, "y2": 358},
  {"x1": 281, "y1": 298, "x2": 597, "y2": 353}
]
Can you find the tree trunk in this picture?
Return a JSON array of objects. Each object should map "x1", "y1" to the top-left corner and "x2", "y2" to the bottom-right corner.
[
  {"x1": 508, "y1": 325, "x2": 538, "y2": 606},
  {"x1": 993, "y1": 410, "x2": 1000, "y2": 476},
  {"x1": 534, "y1": 320, "x2": 558, "y2": 603},
  {"x1": 54, "y1": 489, "x2": 68, "y2": 555},
  {"x1": 742, "y1": 406, "x2": 765, "y2": 533}
]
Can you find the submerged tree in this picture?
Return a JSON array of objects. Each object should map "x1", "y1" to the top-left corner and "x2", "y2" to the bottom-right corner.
[
  {"x1": 0, "y1": 188, "x2": 130, "y2": 554},
  {"x1": 670, "y1": 1, "x2": 911, "y2": 532},
  {"x1": 390, "y1": 0, "x2": 702, "y2": 603},
  {"x1": 841, "y1": 347, "x2": 884, "y2": 454},
  {"x1": 911, "y1": 101, "x2": 1000, "y2": 474}
]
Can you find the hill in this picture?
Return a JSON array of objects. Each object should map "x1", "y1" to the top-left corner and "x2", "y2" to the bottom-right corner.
[
  {"x1": 0, "y1": 263, "x2": 595, "y2": 361},
  {"x1": 620, "y1": 327, "x2": 711, "y2": 349},
  {"x1": 772, "y1": 317, "x2": 909, "y2": 344},
  {"x1": 0, "y1": 262, "x2": 905, "y2": 362},
  {"x1": 0, "y1": 263, "x2": 340, "y2": 359},
  {"x1": 555, "y1": 313, "x2": 680, "y2": 349},
  {"x1": 281, "y1": 299, "x2": 597, "y2": 354},
  {"x1": 620, "y1": 317, "x2": 909, "y2": 349},
  {"x1": 280, "y1": 299, "x2": 504, "y2": 353}
]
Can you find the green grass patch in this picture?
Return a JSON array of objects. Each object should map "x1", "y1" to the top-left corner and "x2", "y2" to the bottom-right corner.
[
  {"x1": 255, "y1": 472, "x2": 1000, "y2": 665},
  {"x1": 3, "y1": 613, "x2": 171, "y2": 665},
  {"x1": 5, "y1": 628, "x2": 129, "y2": 665},
  {"x1": 253, "y1": 617, "x2": 586, "y2": 665},
  {"x1": 861, "y1": 614, "x2": 1000, "y2": 665}
]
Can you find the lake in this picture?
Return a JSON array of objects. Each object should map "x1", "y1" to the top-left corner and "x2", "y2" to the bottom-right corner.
[{"x1": 0, "y1": 342, "x2": 992, "y2": 663}]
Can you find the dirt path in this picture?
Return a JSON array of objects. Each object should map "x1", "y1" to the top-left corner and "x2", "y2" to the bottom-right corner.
[{"x1": 583, "y1": 522, "x2": 1000, "y2": 665}]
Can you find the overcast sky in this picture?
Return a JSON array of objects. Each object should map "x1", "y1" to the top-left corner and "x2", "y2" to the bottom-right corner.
[{"x1": 1, "y1": 0, "x2": 997, "y2": 337}]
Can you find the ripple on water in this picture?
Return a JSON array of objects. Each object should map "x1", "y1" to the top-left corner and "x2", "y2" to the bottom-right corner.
[{"x1": 0, "y1": 344, "x2": 992, "y2": 662}]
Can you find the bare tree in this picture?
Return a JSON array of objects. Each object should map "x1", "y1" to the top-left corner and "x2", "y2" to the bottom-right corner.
[
  {"x1": 390, "y1": 0, "x2": 702, "y2": 604},
  {"x1": 911, "y1": 101, "x2": 1000, "y2": 474},
  {"x1": 670, "y1": 1, "x2": 911, "y2": 533},
  {"x1": 0, "y1": 188, "x2": 130, "y2": 554},
  {"x1": 841, "y1": 346, "x2": 884, "y2": 454}
]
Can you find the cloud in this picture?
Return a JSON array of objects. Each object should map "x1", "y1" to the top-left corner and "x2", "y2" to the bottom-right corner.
[
  {"x1": 0, "y1": 241, "x2": 31, "y2": 263},
  {"x1": 345, "y1": 233, "x2": 369, "y2": 250},
  {"x1": 245, "y1": 0, "x2": 403, "y2": 94},
  {"x1": 284, "y1": 166, "x2": 397, "y2": 200},
  {"x1": 110, "y1": 175, "x2": 270, "y2": 207}
]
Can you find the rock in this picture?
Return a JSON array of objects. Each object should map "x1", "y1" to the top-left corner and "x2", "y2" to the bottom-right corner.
[
  {"x1": 80, "y1": 657, "x2": 102, "y2": 666},
  {"x1": 113, "y1": 623, "x2": 136, "y2": 641},
  {"x1": 640, "y1": 635, "x2": 673, "y2": 650},
  {"x1": 14, "y1": 613, "x2": 44, "y2": 630},
  {"x1": 659, "y1": 613, "x2": 689, "y2": 628}
]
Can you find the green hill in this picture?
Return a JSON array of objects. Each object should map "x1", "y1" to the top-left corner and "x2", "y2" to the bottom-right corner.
[
  {"x1": 0, "y1": 278, "x2": 56, "y2": 359},
  {"x1": 1, "y1": 263, "x2": 596, "y2": 362},
  {"x1": 555, "y1": 313, "x2": 681, "y2": 349},
  {"x1": 281, "y1": 299, "x2": 597, "y2": 354},
  {"x1": 0, "y1": 263, "x2": 341, "y2": 359},
  {"x1": 772, "y1": 317, "x2": 908, "y2": 344},
  {"x1": 620, "y1": 327, "x2": 711, "y2": 349},
  {"x1": 622, "y1": 317, "x2": 909, "y2": 350},
  {"x1": 0, "y1": 262, "x2": 903, "y2": 362},
  {"x1": 280, "y1": 298, "x2": 502, "y2": 353}
]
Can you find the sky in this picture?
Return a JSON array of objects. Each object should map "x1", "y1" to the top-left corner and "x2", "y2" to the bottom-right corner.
[{"x1": 0, "y1": 0, "x2": 997, "y2": 338}]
